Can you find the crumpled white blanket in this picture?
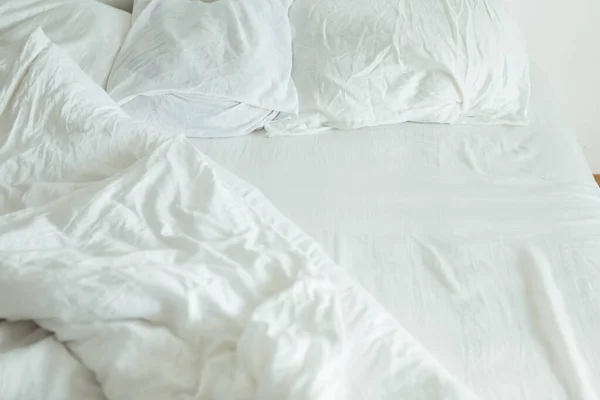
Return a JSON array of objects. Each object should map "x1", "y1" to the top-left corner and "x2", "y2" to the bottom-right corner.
[{"x1": 0, "y1": 31, "x2": 479, "y2": 400}]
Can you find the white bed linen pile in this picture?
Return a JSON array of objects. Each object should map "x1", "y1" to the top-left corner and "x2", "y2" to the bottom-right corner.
[
  {"x1": 0, "y1": 31, "x2": 480, "y2": 400},
  {"x1": 0, "y1": 0, "x2": 130, "y2": 88}
]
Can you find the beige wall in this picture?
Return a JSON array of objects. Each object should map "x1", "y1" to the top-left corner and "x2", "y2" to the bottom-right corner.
[{"x1": 510, "y1": 0, "x2": 600, "y2": 173}]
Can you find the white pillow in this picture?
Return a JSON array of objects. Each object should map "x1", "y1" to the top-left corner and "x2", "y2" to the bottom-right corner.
[
  {"x1": 107, "y1": 0, "x2": 298, "y2": 138},
  {"x1": 265, "y1": 0, "x2": 530, "y2": 136},
  {"x1": 0, "y1": 0, "x2": 130, "y2": 88}
]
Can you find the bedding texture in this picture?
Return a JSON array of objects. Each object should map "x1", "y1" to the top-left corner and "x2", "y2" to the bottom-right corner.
[
  {"x1": 193, "y1": 68, "x2": 600, "y2": 399},
  {"x1": 107, "y1": 0, "x2": 298, "y2": 138},
  {"x1": 0, "y1": 30, "x2": 480, "y2": 400},
  {"x1": 266, "y1": 0, "x2": 530, "y2": 135},
  {"x1": 0, "y1": 0, "x2": 130, "y2": 88}
]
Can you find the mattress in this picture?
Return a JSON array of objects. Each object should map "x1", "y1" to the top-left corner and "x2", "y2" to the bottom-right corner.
[{"x1": 191, "y1": 68, "x2": 600, "y2": 399}]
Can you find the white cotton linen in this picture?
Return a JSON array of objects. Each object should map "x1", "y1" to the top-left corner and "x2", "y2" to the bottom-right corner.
[
  {"x1": 107, "y1": 0, "x2": 298, "y2": 138},
  {"x1": 0, "y1": 0, "x2": 130, "y2": 88},
  {"x1": 266, "y1": 0, "x2": 530, "y2": 135},
  {"x1": 0, "y1": 31, "x2": 479, "y2": 400},
  {"x1": 0, "y1": 321, "x2": 105, "y2": 400},
  {"x1": 193, "y1": 68, "x2": 600, "y2": 400}
]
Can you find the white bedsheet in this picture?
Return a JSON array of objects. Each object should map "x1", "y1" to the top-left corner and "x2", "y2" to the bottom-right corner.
[
  {"x1": 0, "y1": 31, "x2": 480, "y2": 400},
  {"x1": 191, "y1": 68, "x2": 600, "y2": 400}
]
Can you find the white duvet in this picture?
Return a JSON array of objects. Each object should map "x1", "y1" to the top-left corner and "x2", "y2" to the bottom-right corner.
[{"x1": 0, "y1": 31, "x2": 480, "y2": 400}]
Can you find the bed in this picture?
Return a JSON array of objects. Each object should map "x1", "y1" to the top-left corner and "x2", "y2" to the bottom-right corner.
[
  {"x1": 1, "y1": 0, "x2": 600, "y2": 399},
  {"x1": 192, "y1": 68, "x2": 600, "y2": 399}
]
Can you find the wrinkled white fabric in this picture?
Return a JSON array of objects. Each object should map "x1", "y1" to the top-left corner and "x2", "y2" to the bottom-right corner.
[
  {"x1": 0, "y1": 31, "x2": 478, "y2": 400},
  {"x1": 266, "y1": 0, "x2": 530, "y2": 135},
  {"x1": 0, "y1": 0, "x2": 130, "y2": 88},
  {"x1": 194, "y1": 68, "x2": 600, "y2": 400},
  {"x1": 107, "y1": 0, "x2": 298, "y2": 138},
  {"x1": 0, "y1": 321, "x2": 105, "y2": 400}
]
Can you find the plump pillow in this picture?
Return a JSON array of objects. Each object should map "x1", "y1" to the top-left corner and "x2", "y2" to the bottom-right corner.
[
  {"x1": 107, "y1": 0, "x2": 298, "y2": 138},
  {"x1": 265, "y1": 0, "x2": 530, "y2": 136},
  {"x1": 0, "y1": 0, "x2": 131, "y2": 88}
]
